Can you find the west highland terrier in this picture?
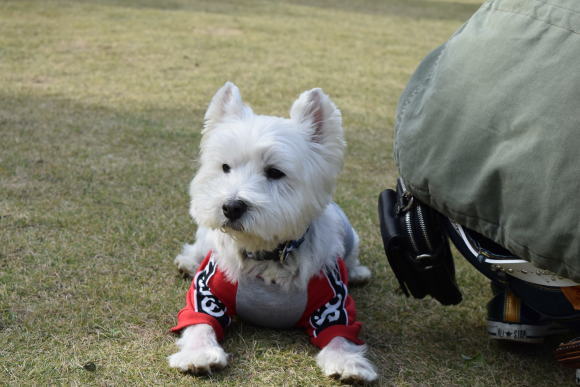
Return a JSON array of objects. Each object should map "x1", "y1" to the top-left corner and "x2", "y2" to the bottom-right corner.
[{"x1": 168, "y1": 82, "x2": 377, "y2": 382}]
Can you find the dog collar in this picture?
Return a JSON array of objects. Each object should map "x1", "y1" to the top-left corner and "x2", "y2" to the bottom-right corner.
[{"x1": 242, "y1": 228, "x2": 309, "y2": 263}]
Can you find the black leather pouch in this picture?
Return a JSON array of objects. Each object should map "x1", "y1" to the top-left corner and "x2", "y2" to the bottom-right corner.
[{"x1": 378, "y1": 179, "x2": 462, "y2": 305}]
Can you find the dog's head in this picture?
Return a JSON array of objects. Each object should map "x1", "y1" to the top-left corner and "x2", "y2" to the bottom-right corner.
[{"x1": 189, "y1": 82, "x2": 345, "y2": 249}]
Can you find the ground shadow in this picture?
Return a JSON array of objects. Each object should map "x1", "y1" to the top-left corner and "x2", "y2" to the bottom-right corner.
[
  {"x1": 48, "y1": 0, "x2": 481, "y2": 22},
  {"x1": 288, "y1": 0, "x2": 481, "y2": 22}
]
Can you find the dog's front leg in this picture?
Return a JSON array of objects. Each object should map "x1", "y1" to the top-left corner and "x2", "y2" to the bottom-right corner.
[
  {"x1": 316, "y1": 336, "x2": 377, "y2": 383},
  {"x1": 168, "y1": 324, "x2": 228, "y2": 374}
]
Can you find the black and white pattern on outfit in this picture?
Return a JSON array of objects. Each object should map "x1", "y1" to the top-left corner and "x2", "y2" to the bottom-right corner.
[
  {"x1": 309, "y1": 264, "x2": 349, "y2": 337},
  {"x1": 194, "y1": 257, "x2": 231, "y2": 329}
]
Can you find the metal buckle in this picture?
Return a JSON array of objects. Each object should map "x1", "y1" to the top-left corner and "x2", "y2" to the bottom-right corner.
[
  {"x1": 411, "y1": 253, "x2": 437, "y2": 271},
  {"x1": 397, "y1": 192, "x2": 415, "y2": 215}
]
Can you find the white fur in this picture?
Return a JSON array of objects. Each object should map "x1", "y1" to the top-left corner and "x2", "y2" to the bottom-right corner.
[
  {"x1": 317, "y1": 337, "x2": 377, "y2": 382},
  {"x1": 168, "y1": 324, "x2": 228, "y2": 374},
  {"x1": 169, "y1": 82, "x2": 375, "y2": 382},
  {"x1": 174, "y1": 228, "x2": 213, "y2": 275}
]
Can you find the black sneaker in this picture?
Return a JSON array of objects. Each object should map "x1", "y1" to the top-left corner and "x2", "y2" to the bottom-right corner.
[{"x1": 487, "y1": 288, "x2": 566, "y2": 343}]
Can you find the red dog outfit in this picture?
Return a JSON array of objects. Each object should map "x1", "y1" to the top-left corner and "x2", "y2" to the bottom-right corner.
[{"x1": 171, "y1": 252, "x2": 363, "y2": 348}]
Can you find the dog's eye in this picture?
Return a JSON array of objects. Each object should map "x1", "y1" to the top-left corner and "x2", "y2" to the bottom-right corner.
[
  {"x1": 265, "y1": 167, "x2": 285, "y2": 180},
  {"x1": 222, "y1": 164, "x2": 231, "y2": 173}
]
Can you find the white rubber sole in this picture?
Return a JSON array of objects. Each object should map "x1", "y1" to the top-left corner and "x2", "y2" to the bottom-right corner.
[{"x1": 487, "y1": 321, "x2": 549, "y2": 343}]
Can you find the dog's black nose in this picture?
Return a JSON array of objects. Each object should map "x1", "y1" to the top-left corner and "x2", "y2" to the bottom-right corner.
[{"x1": 222, "y1": 200, "x2": 248, "y2": 221}]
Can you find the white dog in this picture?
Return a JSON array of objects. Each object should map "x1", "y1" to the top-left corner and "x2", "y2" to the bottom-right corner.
[{"x1": 168, "y1": 82, "x2": 376, "y2": 383}]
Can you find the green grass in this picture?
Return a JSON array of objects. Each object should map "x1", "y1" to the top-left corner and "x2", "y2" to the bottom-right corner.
[{"x1": 0, "y1": 0, "x2": 573, "y2": 385}]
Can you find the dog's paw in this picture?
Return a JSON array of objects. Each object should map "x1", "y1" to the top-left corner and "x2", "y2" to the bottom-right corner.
[
  {"x1": 174, "y1": 245, "x2": 200, "y2": 277},
  {"x1": 174, "y1": 255, "x2": 198, "y2": 278},
  {"x1": 317, "y1": 351, "x2": 378, "y2": 383},
  {"x1": 316, "y1": 337, "x2": 377, "y2": 383},
  {"x1": 168, "y1": 346, "x2": 228, "y2": 374},
  {"x1": 348, "y1": 264, "x2": 372, "y2": 285}
]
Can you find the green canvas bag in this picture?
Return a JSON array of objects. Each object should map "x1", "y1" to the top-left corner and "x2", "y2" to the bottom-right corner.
[{"x1": 394, "y1": 0, "x2": 580, "y2": 281}]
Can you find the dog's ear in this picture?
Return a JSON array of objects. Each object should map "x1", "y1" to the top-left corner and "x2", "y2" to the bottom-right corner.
[
  {"x1": 289, "y1": 88, "x2": 343, "y2": 145},
  {"x1": 204, "y1": 82, "x2": 252, "y2": 132}
]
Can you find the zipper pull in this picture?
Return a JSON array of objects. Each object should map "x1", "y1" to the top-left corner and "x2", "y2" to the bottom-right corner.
[
  {"x1": 399, "y1": 191, "x2": 415, "y2": 213},
  {"x1": 396, "y1": 178, "x2": 415, "y2": 215}
]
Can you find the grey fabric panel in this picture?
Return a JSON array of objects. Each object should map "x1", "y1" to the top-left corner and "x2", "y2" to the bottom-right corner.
[
  {"x1": 395, "y1": 0, "x2": 580, "y2": 281},
  {"x1": 236, "y1": 275, "x2": 307, "y2": 329}
]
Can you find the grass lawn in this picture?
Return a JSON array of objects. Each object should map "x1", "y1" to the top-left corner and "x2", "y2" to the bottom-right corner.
[{"x1": 0, "y1": 0, "x2": 573, "y2": 385}]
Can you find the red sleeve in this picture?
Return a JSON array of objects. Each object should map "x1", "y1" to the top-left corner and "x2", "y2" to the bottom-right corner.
[
  {"x1": 170, "y1": 252, "x2": 237, "y2": 341},
  {"x1": 298, "y1": 259, "x2": 364, "y2": 348}
]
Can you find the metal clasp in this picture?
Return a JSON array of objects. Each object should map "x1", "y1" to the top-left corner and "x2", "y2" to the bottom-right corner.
[{"x1": 400, "y1": 192, "x2": 415, "y2": 213}]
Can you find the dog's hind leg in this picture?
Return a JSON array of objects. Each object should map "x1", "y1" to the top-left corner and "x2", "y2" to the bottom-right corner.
[
  {"x1": 343, "y1": 229, "x2": 372, "y2": 284},
  {"x1": 331, "y1": 203, "x2": 371, "y2": 284},
  {"x1": 168, "y1": 324, "x2": 228, "y2": 374},
  {"x1": 174, "y1": 227, "x2": 214, "y2": 276}
]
